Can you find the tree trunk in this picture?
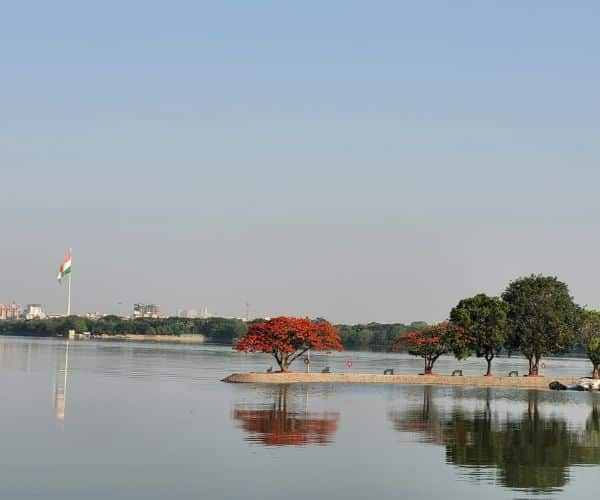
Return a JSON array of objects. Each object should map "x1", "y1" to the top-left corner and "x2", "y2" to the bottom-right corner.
[
  {"x1": 485, "y1": 354, "x2": 494, "y2": 376},
  {"x1": 529, "y1": 355, "x2": 540, "y2": 376},
  {"x1": 275, "y1": 360, "x2": 287, "y2": 372},
  {"x1": 593, "y1": 363, "x2": 599, "y2": 379},
  {"x1": 276, "y1": 353, "x2": 290, "y2": 372},
  {"x1": 423, "y1": 355, "x2": 436, "y2": 374}
]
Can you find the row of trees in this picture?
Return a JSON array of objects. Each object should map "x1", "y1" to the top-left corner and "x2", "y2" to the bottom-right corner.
[
  {"x1": 394, "y1": 275, "x2": 600, "y2": 377},
  {"x1": 1, "y1": 314, "x2": 430, "y2": 351},
  {"x1": 0, "y1": 316, "x2": 248, "y2": 344},
  {"x1": 234, "y1": 275, "x2": 600, "y2": 378}
]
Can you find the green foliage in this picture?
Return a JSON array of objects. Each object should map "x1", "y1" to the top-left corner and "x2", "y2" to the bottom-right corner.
[
  {"x1": 449, "y1": 293, "x2": 509, "y2": 375},
  {"x1": 502, "y1": 275, "x2": 580, "y2": 375},
  {"x1": 0, "y1": 317, "x2": 88, "y2": 337},
  {"x1": 579, "y1": 309, "x2": 600, "y2": 378},
  {"x1": 335, "y1": 322, "x2": 425, "y2": 350},
  {"x1": 589, "y1": 337, "x2": 600, "y2": 366},
  {"x1": 65, "y1": 315, "x2": 88, "y2": 333},
  {"x1": 0, "y1": 316, "x2": 422, "y2": 350},
  {"x1": 0, "y1": 316, "x2": 248, "y2": 344}
]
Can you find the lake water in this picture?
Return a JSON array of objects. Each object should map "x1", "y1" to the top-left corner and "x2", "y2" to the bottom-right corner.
[{"x1": 1, "y1": 336, "x2": 599, "y2": 499}]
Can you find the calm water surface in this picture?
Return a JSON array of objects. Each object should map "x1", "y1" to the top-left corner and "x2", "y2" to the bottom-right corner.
[{"x1": 1, "y1": 337, "x2": 599, "y2": 499}]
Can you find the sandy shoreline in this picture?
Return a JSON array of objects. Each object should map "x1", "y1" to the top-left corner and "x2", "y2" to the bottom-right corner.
[{"x1": 222, "y1": 372, "x2": 578, "y2": 389}]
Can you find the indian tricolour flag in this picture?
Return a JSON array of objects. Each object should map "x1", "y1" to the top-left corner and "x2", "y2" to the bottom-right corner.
[{"x1": 57, "y1": 251, "x2": 72, "y2": 283}]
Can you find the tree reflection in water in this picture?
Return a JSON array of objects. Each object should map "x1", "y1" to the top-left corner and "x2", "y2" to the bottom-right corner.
[
  {"x1": 233, "y1": 386, "x2": 339, "y2": 446},
  {"x1": 389, "y1": 387, "x2": 600, "y2": 493}
]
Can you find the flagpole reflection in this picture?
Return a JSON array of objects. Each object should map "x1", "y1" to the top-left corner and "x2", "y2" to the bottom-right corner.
[{"x1": 53, "y1": 340, "x2": 69, "y2": 422}]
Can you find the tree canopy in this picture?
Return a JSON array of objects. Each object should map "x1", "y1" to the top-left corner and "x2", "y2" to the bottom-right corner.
[
  {"x1": 449, "y1": 293, "x2": 509, "y2": 376},
  {"x1": 579, "y1": 310, "x2": 600, "y2": 379},
  {"x1": 390, "y1": 322, "x2": 464, "y2": 374},
  {"x1": 502, "y1": 275, "x2": 579, "y2": 376},
  {"x1": 234, "y1": 316, "x2": 343, "y2": 372}
]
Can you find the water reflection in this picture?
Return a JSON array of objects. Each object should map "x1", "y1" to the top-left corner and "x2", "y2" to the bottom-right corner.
[
  {"x1": 389, "y1": 387, "x2": 600, "y2": 493},
  {"x1": 53, "y1": 340, "x2": 70, "y2": 421},
  {"x1": 233, "y1": 386, "x2": 340, "y2": 446},
  {"x1": 0, "y1": 340, "x2": 35, "y2": 372}
]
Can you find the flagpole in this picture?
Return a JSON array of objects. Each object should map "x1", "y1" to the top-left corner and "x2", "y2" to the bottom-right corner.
[
  {"x1": 67, "y1": 248, "x2": 72, "y2": 316},
  {"x1": 67, "y1": 273, "x2": 71, "y2": 316}
]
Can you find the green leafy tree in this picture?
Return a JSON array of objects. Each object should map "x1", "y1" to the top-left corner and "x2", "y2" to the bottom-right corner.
[
  {"x1": 60, "y1": 316, "x2": 88, "y2": 334},
  {"x1": 449, "y1": 293, "x2": 509, "y2": 376},
  {"x1": 579, "y1": 310, "x2": 600, "y2": 379},
  {"x1": 502, "y1": 275, "x2": 579, "y2": 376}
]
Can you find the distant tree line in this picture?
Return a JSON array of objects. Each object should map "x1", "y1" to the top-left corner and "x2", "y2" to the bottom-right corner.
[
  {"x1": 0, "y1": 316, "x2": 248, "y2": 344},
  {"x1": 335, "y1": 322, "x2": 427, "y2": 350},
  {"x1": 0, "y1": 315, "x2": 428, "y2": 351}
]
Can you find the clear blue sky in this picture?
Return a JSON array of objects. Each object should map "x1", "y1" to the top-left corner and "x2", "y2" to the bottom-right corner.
[{"x1": 2, "y1": 1, "x2": 600, "y2": 322}]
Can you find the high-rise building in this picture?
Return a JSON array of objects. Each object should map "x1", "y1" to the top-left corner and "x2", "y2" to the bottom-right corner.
[
  {"x1": 132, "y1": 303, "x2": 160, "y2": 319},
  {"x1": 0, "y1": 303, "x2": 22, "y2": 320},
  {"x1": 24, "y1": 304, "x2": 46, "y2": 320}
]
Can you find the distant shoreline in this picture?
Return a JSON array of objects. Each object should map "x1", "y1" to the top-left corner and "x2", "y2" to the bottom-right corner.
[
  {"x1": 0, "y1": 333, "x2": 209, "y2": 344},
  {"x1": 92, "y1": 334, "x2": 206, "y2": 343},
  {"x1": 222, "y1": 372, "x2": 578, "y2": 390}
]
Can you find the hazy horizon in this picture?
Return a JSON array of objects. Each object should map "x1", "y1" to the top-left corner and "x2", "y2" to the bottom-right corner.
[{"x1": 3, "y1": 2, "x2": 600, "y2": 323}]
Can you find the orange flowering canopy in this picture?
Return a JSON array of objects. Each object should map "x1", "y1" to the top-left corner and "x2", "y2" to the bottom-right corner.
[
  {"x1": 234, "y1": 316, "x2": 344, "y2": 372},
  {"x1": 390, "y1": 321, "x2": 464, "y2": 374}
]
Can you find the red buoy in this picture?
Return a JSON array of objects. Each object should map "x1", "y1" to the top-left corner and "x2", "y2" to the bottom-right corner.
[{"x1": 346, "y1": 360, "x2": 353, "y2": 368}]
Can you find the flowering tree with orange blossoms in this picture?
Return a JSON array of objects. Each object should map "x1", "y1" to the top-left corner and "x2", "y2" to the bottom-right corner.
[
  {"x1": 234, "y1": 316, "x2": 344, "y2": 372},
  {"x1": 390, "y1": 321, "x2": 467, "y2": 375}
]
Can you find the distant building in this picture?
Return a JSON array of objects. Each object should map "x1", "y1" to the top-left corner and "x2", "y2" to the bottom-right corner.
[
  {"x1": 0, "y1": 303, "x2": 22, "y2": 320},
  {"x1": 177, "y1": 307, "x2": 212, "y2": 319},
  {"x1": 179, "y1": 308, "x2": 198, "y2": 319},
  {"x1": 84, "y1": 312, "x2": 105, "y2": 320},
  {"x1": 24, "y1": 304, "x2": 46, "y2": 320},
  {"x1": 133, "y1": 303, "x2": 160, "y2": 319}
]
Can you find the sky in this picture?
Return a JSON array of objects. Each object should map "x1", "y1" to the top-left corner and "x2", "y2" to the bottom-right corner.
[{"x1": 2, "y1": 1, "x2": 600, "y2": 323}]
